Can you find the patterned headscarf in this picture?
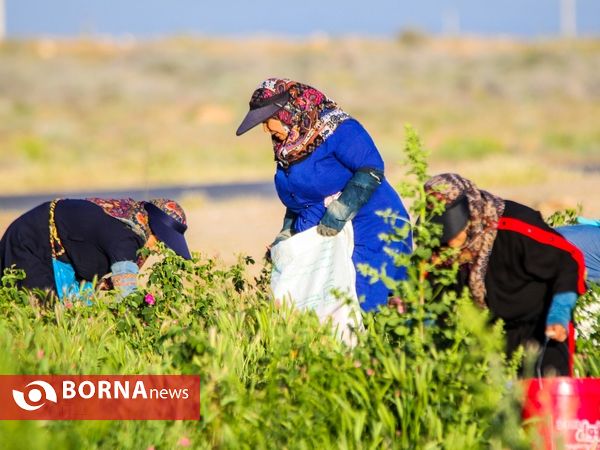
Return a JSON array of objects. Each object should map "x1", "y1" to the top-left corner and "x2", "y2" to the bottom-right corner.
[
  {"x1": 86, "y1": 198, "x2": 150, "y2": 240},
  {"x1": 86, "y1": 198, "x2": 188, "y2": 264},
  {"x1": 250, "y1": 78, "x2": 350, "y2": 167},
  {"x1": 424, "y1": 173, "x2": 506, "y2": 308},
  {"x1": 147, "y1": 198, "x2": 188, "y2": 229}
]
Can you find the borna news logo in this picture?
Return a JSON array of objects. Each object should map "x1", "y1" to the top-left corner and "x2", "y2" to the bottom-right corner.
[
  {"x1": 12, "y1": 380, "x2": 58, "y2": 411},
  {"x1": 0, "y1": 375, "x2": 200, "y2": 420}
]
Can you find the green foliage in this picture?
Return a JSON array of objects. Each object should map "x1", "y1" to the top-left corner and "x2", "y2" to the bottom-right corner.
[
  {"x1": 363, "y1": 125, "x2": 528, "y2": 448},
  {"x1": 544, "y1": 205, "x2": 582, "y2": 227},
  {"x1": 7, "y1": 125, "x2": 597, "y2": 449},
  {"x1": 436, "y1": 136, "x2": 506, "y2": 161},
  {"x1": 544, "y1": 130, "x2": 600, "y2": 156},
  {"x1": 0, "y1": 249, "x2": 531, "y2": 449},
  {"x1": 2, "y1": 38, "x2": 599, "y2": 193},
  {"x1": 573, "y1": 283, "x2": 600, "y2": 377},
  {"x1": 18, "y1": 136, "x2": 50, "y2": 162}
]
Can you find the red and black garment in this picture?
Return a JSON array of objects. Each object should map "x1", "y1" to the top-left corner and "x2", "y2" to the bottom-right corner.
[
  {"x1": 489, "y1": 201, "x2": 585, "y2": 375},
  {"x1": 450, "y1": 201, "x2": 585, "y2": 376},
  {"x1": 488, "y1": 201, "x2": 586, "y2": 322},
  {"x1": 425, "y1": 173, "x2": 586, "y2": 376}
]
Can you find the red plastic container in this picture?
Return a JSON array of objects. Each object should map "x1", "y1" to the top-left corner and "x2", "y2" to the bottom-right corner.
[{"x1": 523, "y1": 377, "x2": 600, "y2": 449}]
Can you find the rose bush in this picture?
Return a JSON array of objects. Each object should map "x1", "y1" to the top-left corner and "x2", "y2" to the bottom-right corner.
[{"x1": 0, "y1": 128, "x2": 598, "y2": 449}]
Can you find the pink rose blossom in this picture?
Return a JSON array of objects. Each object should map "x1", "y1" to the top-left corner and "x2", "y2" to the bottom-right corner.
[
  {"x1": 144, "y1": 293, "x2": 155, "y2": 306},
  {"x1": 36, "y1": 349, "x2": 45, "y2": 360},
  {"x1": 177, "y1": 437, "x2": 191, "y2": 447}
]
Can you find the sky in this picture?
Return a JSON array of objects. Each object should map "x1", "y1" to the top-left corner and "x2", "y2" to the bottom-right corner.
[{"x1": 5, "y1": 0, "x2": 600, "y2": 38}]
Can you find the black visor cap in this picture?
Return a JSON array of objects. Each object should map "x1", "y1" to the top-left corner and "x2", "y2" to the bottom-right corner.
[
  {"x1": 431, "y1": 194, "x2": 470, "y2": 245},
  {"x1": 236, "y1": 91, "x2": 290, "y2": 136},
  {"x1": 144, "y1": 203, "x2": 192, "y2": 260}
]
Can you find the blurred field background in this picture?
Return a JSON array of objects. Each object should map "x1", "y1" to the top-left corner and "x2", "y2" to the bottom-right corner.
[{"x1": 1, "y1": 35, "x2": 599, "y2": 266}]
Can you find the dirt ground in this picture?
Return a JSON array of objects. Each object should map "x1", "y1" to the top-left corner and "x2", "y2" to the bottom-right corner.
[
  {"x1": 185, "y1": 196, "x2": 283, "y2": 270},
  {"x1": 188, "y1": 172, "x2": 600, "y2": 272},
  {"x1": 0, "y1": 195, "x2": 285, "y2": 277},
  {"x1": 189, "y1": 165, "x2": 600, "y2": 273},
  {"x1": 0, "y1": 169, "x2": 598, "y2": 277}
]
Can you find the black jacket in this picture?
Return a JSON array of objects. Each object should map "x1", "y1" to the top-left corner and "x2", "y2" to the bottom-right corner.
[
  {"x1": 54, "y1": 200, "x2": 145, "y2": 281},
  {"x1": 447, "y1": 201, "x2": 585, "y2": 375},
  {"x1": 485, "y1": 200, "x2": 585, "y2": 324}
]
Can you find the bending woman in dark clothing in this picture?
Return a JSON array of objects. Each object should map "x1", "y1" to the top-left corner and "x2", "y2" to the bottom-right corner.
[
  {"x1": 0, "y1": 198, "x2": 191, "y2": 299},
  {"x1": 425, "y1": 173, "x2": 586, "y2": 376}
]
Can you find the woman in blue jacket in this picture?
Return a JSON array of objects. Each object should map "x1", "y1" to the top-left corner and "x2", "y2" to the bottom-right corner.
[{"x1": 236, "y1": 78, "x2": 412, "y2": 311}]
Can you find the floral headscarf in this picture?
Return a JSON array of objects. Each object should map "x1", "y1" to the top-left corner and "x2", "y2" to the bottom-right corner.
[
  {"x1": 86, "y1": 197, "x2": 188, "y2": 265},
  {"x1": 424, "y1": 173, "x2": 506, "y2": 308},
  {"x1": 147, "y1": 198, "x2": 188, "y2": 228},
  {"x1": 250, "y1": 78, "x2": 350, "y2": 167}
]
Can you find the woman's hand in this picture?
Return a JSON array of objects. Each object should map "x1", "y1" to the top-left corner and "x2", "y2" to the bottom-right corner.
[
  {"x1": 388, "y1": 296, "x2": 406, "y2": 314},
  {"x1": 266, "y1": 229, "x2": 294, "y2": 260},
  {"x1": 97, "y1": 277, "x2": 113, "y2": 291},
  {"x1": 317, "y1": 223, "x2": 341, "y2": 236},
  {"x1": 317, "y1": 200, "x2": 347, "y2": 236},
  {"x1": 264, "y1": 245, "x2": 273, "y2": 263},
  {"x1": 545, "y1": 324, "x2": 568, "y2": 342},
  {"x1": 545, "y1": 291, "x2": 577, "y2": 343}
]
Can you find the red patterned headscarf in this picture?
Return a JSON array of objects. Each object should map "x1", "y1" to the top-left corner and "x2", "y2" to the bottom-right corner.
[
  {"x1": 250, "y1": 78, "x2": 350, "y2": 167},
  {"x1": 86, "y1": 198, "x2": 150, "y2": 239},
  {"x1": 424, "y1": 173, "x2": 506, "y2": 308},
  {"x1": 86, "y1": 198, "x2": 188, "y2": 264}
]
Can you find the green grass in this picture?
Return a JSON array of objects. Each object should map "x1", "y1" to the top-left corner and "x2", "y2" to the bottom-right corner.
[
  {"x1": 2, "y1": 246, "x2": 597, "y2": 449},
  {"x1": 0, "y1": 252, "x2": 524, "y2": 450},
  {"x1": 435, "y1": 136, "x2": 507, "y2": 160},
  {"x1": 2, "y1": 127, "x2": 598, "y2": 449},
  {"x1": 1, "y1": 39, "x2": 600, "y2": 447}
]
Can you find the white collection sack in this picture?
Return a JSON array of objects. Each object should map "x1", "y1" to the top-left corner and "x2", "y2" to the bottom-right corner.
[{"x1": 270, "y1": 223, "x2": 363, "y2": 345}]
